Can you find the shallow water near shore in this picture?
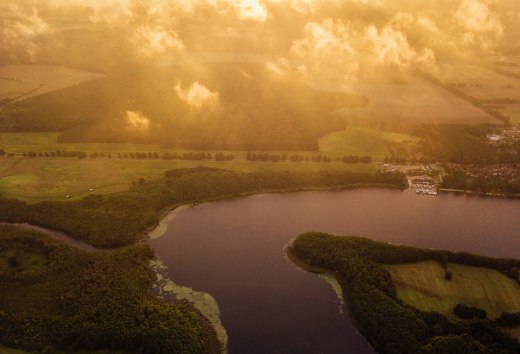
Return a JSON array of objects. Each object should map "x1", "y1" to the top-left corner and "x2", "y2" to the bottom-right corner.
[{"x1": 149, "y1": 188, "x2": 520, "y2": 353}]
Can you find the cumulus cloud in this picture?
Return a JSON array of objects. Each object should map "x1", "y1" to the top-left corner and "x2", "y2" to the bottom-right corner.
[
  {"x1": 175, "y1": 82, "x2": 220, "y2": 109},
  {"x1": 134, "y1": 26, "x2": 184, "y2": 58},
  {"x1": 289, "y1": 18, "x2": 435, "y2": 82},
  {"x1": 0, "y1": 6, "x2": 53, "y2": 62},
  {"x1": 125, "y1": 110, "x2": 150, "y2": 134},
  {"x1": 456, "y1": 0, "x2": 503, "y2": 34},
  {"x1": 0, "y1": 0, "x2": 518, "y2": 71}
]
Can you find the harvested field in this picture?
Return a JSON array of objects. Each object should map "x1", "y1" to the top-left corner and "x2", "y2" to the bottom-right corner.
[
  {"x1": 0, "y1": 65, "x2": 103, "y2": 105},
  {"x1": 434, "y1": 63, "x2": 520, "y2": 102},
  {"x1": 317, "y1": 74, "x2": 497, "y2": 124}
]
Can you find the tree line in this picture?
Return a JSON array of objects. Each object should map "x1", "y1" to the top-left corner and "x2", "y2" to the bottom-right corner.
[
  {"x1": 246, "y1": 152, "x2": 372, "y2": 163},
  {"x1": 15, "y1": 150, "x2": 237, "y2": 161}
]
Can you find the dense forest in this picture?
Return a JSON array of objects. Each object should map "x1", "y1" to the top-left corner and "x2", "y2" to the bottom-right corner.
[
  {"x1": 0, "y1": 63, "x2": 368, "y2": 150},
  {"x1": 0, "y1": 224, "x2": 213, "y2": 353},
  {"x1": 291, "y1": 232, "x2": 520, "y2": 354},
  {"x1": 0, "y1": 169, "x2": 406, "y2": 248}
]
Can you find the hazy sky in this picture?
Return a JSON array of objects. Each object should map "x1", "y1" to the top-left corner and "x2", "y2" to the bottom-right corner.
[{"x1": 1, "y1": 0, "x2": 519, "y2": 81}]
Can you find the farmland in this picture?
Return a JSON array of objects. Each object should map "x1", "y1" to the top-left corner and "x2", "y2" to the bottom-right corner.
[
  {"x1": 433, "y1": 63, "x2": 520, "y2": 101},
  {"x1": 385, "y1": 260, "x2": 520, "y2": 320},
  {"x1": 496, "y1": 104, "x2": 520, "y2": 125},
  {"x1": 0, "y1": 65, "x2": 103, "y2": 106},
  {"x1": 315, "y1": 73, "x2": 497, "y2": 125},
  {"x1": 318, "y1": 125, "x2": 418, "y2": 159},
  {"x1": 0, "y1": 130, "x2": 379, "y2": 203},
  {"x1": 0, "y1": 158, "x2": 376, "y2": 203}
]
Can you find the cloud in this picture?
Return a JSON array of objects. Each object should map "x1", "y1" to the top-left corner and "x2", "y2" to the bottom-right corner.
[
  {"x1": 0, "y1": 6, "x2": 53, "y2": 62},
  {"x1": 208, "y1": 0, "x2": 269, "y2": 21},
  {"x1": 126, "y1": 110, "x2": 150, "y2": 134},
  {"x1": 175, "y1": 82, "x2": 220, "y2": 109},
  {"x1": 456, "y1": 0, "x2": 503, "y2": 34},
  {"x1": 289, "y1": 18, "x2": 435, "y2": 82},
  {"x1": 289, "y1": 0, "x2": 316, "y2": 15},
  {"x1": 134, "y1": 25, "x2": 184, "y2": 58}
]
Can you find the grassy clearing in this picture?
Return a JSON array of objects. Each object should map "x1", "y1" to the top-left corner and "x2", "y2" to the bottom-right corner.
[
  {"x1": 0, "y1": 157, "x2": 377, "y2": 203},
  {"x1": 0, "y1": 249, "x2": 47, "y2": 272},
  {"x1": 385, "y1": 261, "x2": 520, "y2": 320},
  {"x1": 318, "y1": 125, "x2": 418, "y2": 159}
]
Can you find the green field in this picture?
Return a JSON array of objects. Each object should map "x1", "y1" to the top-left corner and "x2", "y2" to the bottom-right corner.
[
  {"x1": 0, "y1": 131, "x2": 379, "y2": 202},
  {"x1": 385, "y1": 261, "x2": 520, "y2": 320},
  {"x1": 0, "y1": 156, "x2": 377, "y2": 203},
  {"x1": 0, "y1": 132, "x2": 164, "y2": 154},
  {"x1": 318, "y1": 125, "x2": 418, "y2": 159}
]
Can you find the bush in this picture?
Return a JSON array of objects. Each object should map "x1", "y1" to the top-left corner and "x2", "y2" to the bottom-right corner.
[
  {"x1": 453, "y1": 304, "x2": 487, "y2": 320},
  {"x1": 7, "y1": 256, "x2": 18, "y2": 267}
]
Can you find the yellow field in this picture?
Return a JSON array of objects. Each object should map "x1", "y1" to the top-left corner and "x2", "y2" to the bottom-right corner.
[
  {"x1": 318, "y1": 125, "x2": 418, "y2": 159},
  {"x1": 434, "y1": 63, "x2": 520, "y2": 101},
  {"x1": 320, "y1": 73, "x2": 497, "y2": 124},
  {"x1": 385, "y1": 261, "x2": 520, "y2": 320},
  {"x1": 0, "y1": 65, "x2": 103, "y2": 103},
  {"x1": 497, "y1": 104, "x2": 520, "y2": 125}
]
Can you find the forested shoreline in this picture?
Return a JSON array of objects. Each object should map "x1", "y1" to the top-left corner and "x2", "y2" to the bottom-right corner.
[
  {"x1": 0, "y1": 169, "x2": 406, "y2": 248},
  {"x1": 291, "y1": 232, "x2": 520, "y2": 354}
]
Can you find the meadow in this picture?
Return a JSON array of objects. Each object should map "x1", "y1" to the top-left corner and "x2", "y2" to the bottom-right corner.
[
  {"x1": 385, "y1": 260, "x2": 520, "y2": 320},
  {"x1": 318, "y1": 125, "x2": 418, "y2": 160}
]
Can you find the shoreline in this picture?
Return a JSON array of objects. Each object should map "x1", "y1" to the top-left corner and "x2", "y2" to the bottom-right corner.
[
  {"x1": 439, "y1": 188, "x2": 520, "y2": 199},
  {"x1": 285, "y1": 246, "x2": 375, "y2": 351},
  {"x1": 143, "y1": 182, "x2": 407, "y2": 241}
]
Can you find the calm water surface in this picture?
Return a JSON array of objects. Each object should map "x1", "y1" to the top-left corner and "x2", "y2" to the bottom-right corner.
[{"x1": 149, "y1": 189, "x2": 520, "y2": 354}]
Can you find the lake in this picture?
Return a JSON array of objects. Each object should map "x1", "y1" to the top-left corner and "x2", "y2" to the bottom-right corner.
[{"x1": 149, "y1": 188, "x2": 520, "y2": 353}]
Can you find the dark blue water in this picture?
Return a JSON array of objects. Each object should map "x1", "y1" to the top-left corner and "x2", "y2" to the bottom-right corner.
[{"x1": 149, "y1": 189, "x2": 520, "y2": 353}]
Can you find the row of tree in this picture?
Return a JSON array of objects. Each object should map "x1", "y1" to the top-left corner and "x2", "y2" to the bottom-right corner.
[
  {"x1": 11, "y1": 150, "x2": 239, "y2": 161},
  {"x1": 246, "y1": 152, "x2": 372, "y2": 163}
]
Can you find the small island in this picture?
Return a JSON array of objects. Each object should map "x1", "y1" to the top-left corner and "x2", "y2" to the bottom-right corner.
[{"x1": 289, "y1": 232, "x2": 520, "y2": 354}]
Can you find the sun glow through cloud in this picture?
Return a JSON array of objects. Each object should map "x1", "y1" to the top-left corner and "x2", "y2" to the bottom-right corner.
[{"x1": 175, "y1": 82, "x2": 220, "y2": 109}]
